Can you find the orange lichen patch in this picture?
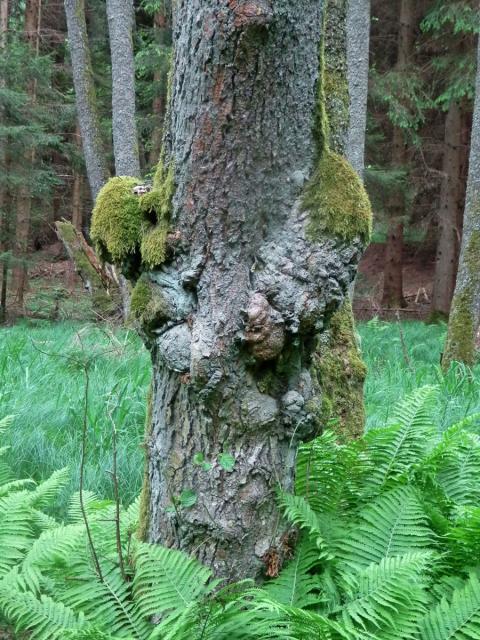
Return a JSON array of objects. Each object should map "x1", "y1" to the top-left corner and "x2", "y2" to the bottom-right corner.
[{"x1": 192, "y1": 113, "x2": 214, "y2": 159}]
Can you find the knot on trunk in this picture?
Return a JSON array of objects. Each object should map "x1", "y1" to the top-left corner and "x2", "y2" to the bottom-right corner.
[
  {"x1": 244, "y1": 293, "x2": 285, "y2": 361},
  {"x1": 229, "y1": 0, "x2": 273, "y2": 29}
]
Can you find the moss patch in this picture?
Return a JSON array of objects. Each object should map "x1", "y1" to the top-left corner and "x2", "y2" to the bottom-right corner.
[
  {"x1": 130, "y1": 275, "x2": 172, "y2": 329},
  {"x1": 302, "y1": 150, "x2": 372, "y2": 243},
  {"x1": 137, "y1": 382, "x2": 153, "y2": 542},
  {"x1": 130, "y1": 278, "x2": 153, "y2": 319},
  {"x1": 140, "y1": 221, "x2": 169, "y2": 270},
  {"x1": 91, "y1": 177, "x2": 143, "y2": 263},
  {"x1": 140, "y1": 160, "x2": 175, "y2": 222},
  {"x1": 311, "y1": 300, "x2": 366, "y2": 441}
]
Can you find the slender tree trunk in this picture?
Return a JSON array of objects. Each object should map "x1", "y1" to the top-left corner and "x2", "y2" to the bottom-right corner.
[
  {"x1": 71, "y1": 172, "x2": 83, "y2": 231},
  {"x1": 122, "y1": 0, "x2": 370, "y2": 580},
  {"x1": 443, "y1": 42, "x2": 480, "y2": 369},
  {"x1": 11, "y1": 0, "x2": 41, "y2": 308},
  {"x1": 149, "y1": 4, "x2": 171, "y2": 166},
  {"x1": 431, "y1": 102, "x2": 463, "y2": 320},
  {"x1": 64, "y1": 0, "x2": 109, "y2": 200},
  {"x1": 346, "y1": 0, "x2": 370, "y2": 178},
  {"x1": 382, "y1": 0, "x2": 414, "y2": 309},
  {"x1": 0, "y1": 0, "x2": 8, "y2": 323},
  {"x1": 106, "y1": 0, "x2": 140, "y2": 177}
]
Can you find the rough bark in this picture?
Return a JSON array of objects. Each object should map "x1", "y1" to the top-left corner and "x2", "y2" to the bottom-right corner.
[
  {"x1": 431, "y1": 102, "x2": 463, "y2": 319},
  {"x1": 346, "y1": 0, "x2": 370, "y2": 178},
  {"x1": 443, "y1": 41, "x2": 480, "y2": 369},
  {"x1": 106, "y1": 0, "x2": 140, "y2": 177},
  {"x1": 64, "y1": 0, "x2": 109, "y2": 199},
  {"x1": 381, "y1": 0, "x2": 414, "y2": 309},
  {"x1": 96, "y1": 0, "x2": 371, "y2": 581},
  {"x1": 11, "y1": 0, "x2": 41, "y2": 308}
]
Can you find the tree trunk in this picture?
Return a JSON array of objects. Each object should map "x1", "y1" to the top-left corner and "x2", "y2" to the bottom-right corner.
[
  {"x1": 431, "y1": 102, "x2": 463, "y2": 320},
  {"x1": 106, "y1": 0, "x2": 140, "y2": 178},
  {"x1": 71, "y1": 172, "x2": 83, "y2": 231},
  {"x1": 149, "y1": 5, "x2": 171, "y2": 167},
  {"x1": 0, "y1": 0, "x2": 8, "y2": 322},
  {"x1": 11, "y1": 0, "x2": 41, "y2": 308},
  {"x1": 346, "y1": 0, "x2": 370, "y2": 178},
  {"x1": 64, "y1": 0, "x2": 109, "y2": 200},
  {"x1": 92, "y1": 0, "x2": 372, "y2": 581},
  {"x1": 381, "y1": 0, "x2": 414, "y2": 309},
  {"x1": 443, "y1": 41, "x2": 480, "y2": 369}
]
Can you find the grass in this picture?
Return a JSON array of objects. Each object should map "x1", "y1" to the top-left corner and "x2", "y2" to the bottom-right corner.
[{"x1": 0, "y1": 318, "x2": 478, "y2": 515}]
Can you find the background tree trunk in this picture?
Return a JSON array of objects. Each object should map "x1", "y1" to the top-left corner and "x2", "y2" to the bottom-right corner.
[
  {"x1": 443, "y1": 41, "x2": 480, "y2": 369},
  {"x1": 149, "y1": 3, "x2": 171, "y2": 167},
  {"x1": 431, "y1": 102, "x2": 463, "y2": 320},
  {"x1": 382, "y1": 0, "x2": 414, "y2": 309},
  {"x1": 346, "y1": 0, "x2": 370, "y2": 178},
  {"x1": 0, "y1": 0, "x2": 8, "y2": 322},
  {"x1": 131, "y1": 0, "x2": 370, "y2": 581},
  {"x1": 64, "y1": 0, "x2": 109, "y2": 200},
  {"x1": 106, "y1": 0, "x2": 140, "y2": 177},
  {"x1": 11, "y1": 0, "x2": 41, "y2": 309}
]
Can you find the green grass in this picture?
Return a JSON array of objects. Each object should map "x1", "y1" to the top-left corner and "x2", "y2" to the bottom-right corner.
[
  {"x1": 0, "y1": 318, "x2": 478, "y2": 516},
  {"x1": 0, "y1": 321, "x2": 151, "y2": 513},
  {"x1": 359, "y1": 317, "x2": 480, "y2": 430}
]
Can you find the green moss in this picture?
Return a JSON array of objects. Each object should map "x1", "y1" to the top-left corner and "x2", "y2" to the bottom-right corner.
[
  {"x1": 311, "y1": 300, "x2": 366, "y2": 441},
  {"x1": 141, "y1": 221, "x2": 169, "y2": 270},
  {"x1": 324, "y1": 70, "x2": 349, "y2": 148},
  {"x1": 91, "y1": 177, "x2": 143, "y2": 263},
  {"x1": 302, "y1": 150, "x2": 372, "y2": 243},
  {"x1": 130, "y1": 278, "x2": 152, "y2": 319},
  {"x1": 137, "y1": 382, "x2": 153, "y2": 542},
  {"x1": 140, "y1": 160, "x2": 175, "y2": 222}
]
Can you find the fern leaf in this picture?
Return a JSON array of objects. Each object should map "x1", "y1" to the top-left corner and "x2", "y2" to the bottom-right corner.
[
  {"x1": 340, "y1": 486, "x2": 434, "y2": 568},
  {"x1": 265, "y1": 538, "x2": 322, "y2": 608},
  {"x1": 420, "y1": 572, "x2": 480, "y2": 639}
]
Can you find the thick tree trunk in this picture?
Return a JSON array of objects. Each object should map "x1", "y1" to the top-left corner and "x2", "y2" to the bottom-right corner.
[
  {"x1": 106, "y1": 0, "x2": 140, "y2": 178},
  {"x1": 11, "y1": 0, "x2": 41, "y2": 308},
  {"x1": 443, "y1": 42, "x2": 480, "y2": 369},
  {"x1": 346, "y1": 0, "x2": 370, "y2": 178},
  {"x1": 382, "y1": 0, "x2": 414, "y2": 309},
  {"x1": 431, "y1": 102, "x2": 463, "y2": 319},
  {"x1": 64, "y1": 0, "x2": 109, "y2": 200},
  {"x1": 96, "y1": 0, "x2": 373, "y2": 581}
]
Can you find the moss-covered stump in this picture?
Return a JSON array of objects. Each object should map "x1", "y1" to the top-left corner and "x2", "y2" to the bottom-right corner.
[{"x1": 311, "y1": 300, "x2": 366, "y2": 440}]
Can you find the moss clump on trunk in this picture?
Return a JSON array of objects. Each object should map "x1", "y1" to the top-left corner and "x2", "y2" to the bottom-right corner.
[
  {"x1": 302, "y1": 150, "x2": 372, "y2": 243},
  {"x1": 129, "y1": 274, "x2": 172, "y2": 329},
  {"x1": 311, "y1": 300, "x2": 367, "y2": 441},
  {"x1": 90, "y1": 161, "x2": 175, "y2": 272}
]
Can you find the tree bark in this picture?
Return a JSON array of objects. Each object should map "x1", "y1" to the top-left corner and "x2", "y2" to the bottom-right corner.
[
  {"x1": 431, "y1": 102, "x2": 463, "y2": 320},
  {"x1": 346, "y1": 0, "x2": 370, "y2": 178},
  {"x1": 11, "y1": 0, "x2": 41, "y2": 308},
  {"x1": 123, "y1": 0, "x2": 370, "y2": 582},
  {"x1": 64, "y1": 0, "x2": 109, "y2": 200},
  {"x1": 381, "y1": 0, "x2": 414, "y2": 309},
  {"x1": 443, "y1": 41, "x2": 480, "y2": 369},
  {"x1": 106, "y1": 0, "x2": 140, "y2": 177}
]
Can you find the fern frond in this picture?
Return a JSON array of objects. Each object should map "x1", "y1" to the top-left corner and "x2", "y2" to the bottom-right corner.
[
  {"x1": 0, "y1": 415, "x2": 14, "y2": 436},
  {"x1": 0, "y1": 581, "x2": 85, "y2": 640},
  {"x1": 364, "y1": 386, "x2": 438, "y2": 491},
  {"x1": 29, "y1": 468, "x2": 69, "y2": 509},
  {"x1": 67, "y1": 491, "x2": 112, "y2": 523},
  {"x1": 278, "y1": 493, "x2": 340, "y2": 559},
  {"x1": 436, "y1": 432, "x2": 480, "y2": 505},
  {"x1": 340, "y1": 486, "x2": 434, "y2": 568},
  {"x1": 339, "y1": 551, "x2": 432, "y2": 638},
  {"x1": 265, "y1": 538, "x2": 322, "y2": 608},
  {"x1": 133, "y1": 542, "x2": 219, "y2": 624},
  {"x1": 295, "y1": 431, "x2": 369, "y2": 514},
  {"x1": 420, "y1": 572, "x2": 480, "y2": 639}
]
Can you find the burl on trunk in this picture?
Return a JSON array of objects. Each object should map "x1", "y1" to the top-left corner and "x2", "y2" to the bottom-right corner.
[{"x1": 91, "y1": 0, "x2": 371, "y2": 580}]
